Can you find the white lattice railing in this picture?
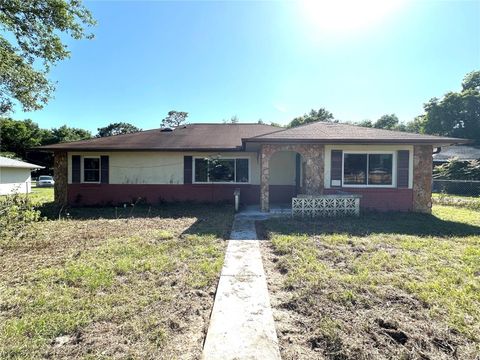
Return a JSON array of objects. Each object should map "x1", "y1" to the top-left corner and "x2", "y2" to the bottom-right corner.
[{"x1": 292, "y1": 194, "x2": 361, "y2": 217}]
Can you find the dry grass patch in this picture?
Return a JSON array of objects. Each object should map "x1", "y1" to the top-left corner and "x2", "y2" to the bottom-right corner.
[
  {"x1": 259, "y1": 205, "x2": 480, "y2": 359},
  {"x1": 0, "y1": 198, "x2": 233, "y2": 360}
]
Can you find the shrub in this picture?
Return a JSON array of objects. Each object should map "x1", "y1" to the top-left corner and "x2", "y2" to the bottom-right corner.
[
  {"x1": 0, "y1": 193, "x2": 42, "y2": 247},
  {"x1": 433, "y1": 159, "x2": 480, "y2": 180}
]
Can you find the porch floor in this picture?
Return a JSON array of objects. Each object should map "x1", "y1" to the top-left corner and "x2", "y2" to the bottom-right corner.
[{"x1": 237, "y1": 203, "x2": 292, "y2": 218}]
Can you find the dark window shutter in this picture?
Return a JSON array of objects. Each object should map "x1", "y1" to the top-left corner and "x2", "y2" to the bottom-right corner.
[
  {"x1": 331, "y1": 150, "x2": 343, "y2": 187},
  {"x1": 295, "y1": 153, "x2": 301, "y2": 193},
  {"x1": 397, "y1": 150, "x2": 409, "y2": 188},
  {"x1": 101, "y1": 156, "x2": 109, "y2": 184},
  {"x1": 72, "y1": 155, "x2": 81, "y2": 183},
  {"x1": 184, "y1": 156, "x2": 192, "y2": 184}
]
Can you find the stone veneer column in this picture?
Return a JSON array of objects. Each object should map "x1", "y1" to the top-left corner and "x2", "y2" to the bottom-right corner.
[
  {"x1": 413, "y1": 145, "x2": 433, "y2": 213},
  {"x1": 260, "y1": 143, "x2": 325, "y2": 212},
  {"x1": 260, "y1": 145, "x2": 271, "y2": 212},
  {"x1": 303, "y1": 144, "x2": 325, "y2": 195},
  {"x1": 54, "y1": 151, "x2": 68, "y2": 206}
]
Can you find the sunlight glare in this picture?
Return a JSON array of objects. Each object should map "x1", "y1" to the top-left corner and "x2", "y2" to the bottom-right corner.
[{"x1": 300, "y1": 0, "x2": 408, "y2": 33}]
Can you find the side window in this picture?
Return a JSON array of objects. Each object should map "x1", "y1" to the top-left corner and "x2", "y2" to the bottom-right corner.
[
  {"x1": 194, "y1": 158, "x2": 249, "y2": 183},
  {"x1": 343, "y1": 153, "x2": 393, "y2": 186},
  {"x1": 83, "y1": 157, "x2": 100, "y2": 182},
  {"x1": 235, "y1": 159, "x2": 249, "y2": 183},
  {"x1": 343, "y1": 154, "x2": 367, "y2": 185},
  {"x1": 194, "y1": 158, "x2": 208, "y2": 182}
]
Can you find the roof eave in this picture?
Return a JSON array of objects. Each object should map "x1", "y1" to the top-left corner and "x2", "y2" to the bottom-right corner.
[
  {"x1": 1, "y1": 165, "x2": 44, "y2": 169},
  {"x1": 33, "y1": 146, "x2": 246, "y2": 152},
  {"x1": 243, "y1": 138, "x2": 471, "y2": 146}
]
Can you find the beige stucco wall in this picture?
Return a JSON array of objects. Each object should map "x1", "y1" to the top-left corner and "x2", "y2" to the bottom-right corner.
[
  {"x1": 268, "y1": 151, "x2": 297, "y2": 185},
  {"x1": 68, "y1": 151, "x2": 264, "y2": 185},
  {"x1": 0, "y1": 167, "x2": 32, "y2": 195},
  {"x1": 68, "y1": 145, "x2": 414, "y2": 188},
  {"x1": 324, "y1": 144, "x2": 414, "y2": 189}
]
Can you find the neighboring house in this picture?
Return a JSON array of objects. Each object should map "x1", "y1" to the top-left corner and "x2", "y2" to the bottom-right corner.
[
  {"x1": 0, "y1": 156, "x2": 44, "y2": 195},
  {"x1": 433, "y1": 145, "x2": 480, "y2": 164},
  {"x1": 38, "y1": 122, "x2": 468, "y2": 213}
]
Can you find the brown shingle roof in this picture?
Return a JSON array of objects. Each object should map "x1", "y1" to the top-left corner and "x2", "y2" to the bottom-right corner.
[
  {"x1": 37, "y1": 121, "x2": 470, "y2": 152},
  {"x1": 245, "y1": 121, "x2": 469, "y2": 145},
  {"x1": 433, "y1": 145, "x2": 480, "y2": 162},
  {"x1": 38, "y1": 123, "x2": 279, "y2": 151}
]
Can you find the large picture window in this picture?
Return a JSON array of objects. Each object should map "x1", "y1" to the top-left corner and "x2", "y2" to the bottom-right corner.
[
  {"x1": 83, "y1": 157, "x2": 100, "y2": 182},
  {"x1": 343, "y1": 153, "x2": 393, "y2": 186},
  {"x1": 194, "y1": 158, "x2": 249, "y2": 183}
]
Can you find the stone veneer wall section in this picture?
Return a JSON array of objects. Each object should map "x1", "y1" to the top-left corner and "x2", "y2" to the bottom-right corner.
[
  {"x1": 260, "y1": 144, "x2": 324, "y2": 211},
  {"x1": 413, "y1": 145, "x2": 433, "y2": 213},
  {"x1": 54, "y1": 151, "x2": 68, "y2": 206}
]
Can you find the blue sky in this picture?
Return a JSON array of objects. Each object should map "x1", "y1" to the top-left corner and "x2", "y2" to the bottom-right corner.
[{"x1": 15, "y1": 0, "x2": 480, "y2": 132}]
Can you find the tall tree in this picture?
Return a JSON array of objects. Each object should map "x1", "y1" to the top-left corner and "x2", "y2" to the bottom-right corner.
[
  {"x1": 462, "y1": 70, "x2": 480, "y2": 91},
  {"x1": 223, "y1": 115, "x2": 239, "y2": 124},
  {"x1": 269, "y1": 121, "x2": 283, "y2": 127},
  {"x1": 374, "y1": 114, "x2": 399, "y2": 130},
  {"x1": 357, "y1": 119, "x2": 373, "y2": 128},
  {"x1": 405, "y1": 115, "x2": 427, "y2": 134},
  {"x1": 0, "y1": 1, "x2": 95, "y2": 115},
  {"x1": 48, "y1": 125, "x2": 91, "y2": 144},
  {"x1": 97, "y1": 122, "x2": 141, "y2": 137},
  {"x1": 412, "y1": 70, "x2": 480, "y2": 143},
  {"x1": 161, "y1": 110, "x2": 188, "y2": 128},
  {"x1": 288, "y1": 108, "x2": 335, "y2": 128},
  {"x1": 0, "y1": 118, "x2": 50, "y2": 158}
]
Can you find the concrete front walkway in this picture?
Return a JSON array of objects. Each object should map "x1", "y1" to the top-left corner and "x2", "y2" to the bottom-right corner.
[{"x1": 202, "y1": 215, "x2": 281, "y2": 360}]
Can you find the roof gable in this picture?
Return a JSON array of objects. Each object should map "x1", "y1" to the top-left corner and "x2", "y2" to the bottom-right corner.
[
  {"x1": 0, "y1": 156, "x2": 44, "y2": 169},
  {"x1": 245, "y1": 121, "x2": 469, "y2": 145}
]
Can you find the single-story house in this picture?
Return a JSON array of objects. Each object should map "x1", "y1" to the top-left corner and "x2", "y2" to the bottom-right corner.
[
  {"x1": 38, "y1": 122, "x2": 468, "y2": 213},
  {"x1": 0, "y1": 156, "x2": 44, "y2": 195},
  {"x1": 433, "y1": 145, "x2": 480, "y2": 164}
]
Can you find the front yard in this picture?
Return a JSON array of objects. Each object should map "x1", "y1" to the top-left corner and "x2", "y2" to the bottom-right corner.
[
  {"x1": 2, "y1": 188, "x2": 480, "y2": 359},
  {"x1": 0, "y1": 188, "x2": 233, "y2": 359},
  {"x1": 259, "y1": 202, "x2": 480, "y2": 359}
]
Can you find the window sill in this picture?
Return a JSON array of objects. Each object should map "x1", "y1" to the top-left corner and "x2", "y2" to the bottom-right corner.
[
  {"x1": 192, "y1": 182, "x2": 251, "y2": 185},
  {"x1": 342, "y1": 185, "x2": 396, "y2": 189}
]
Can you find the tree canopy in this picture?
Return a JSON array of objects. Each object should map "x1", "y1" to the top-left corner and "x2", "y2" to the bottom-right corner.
[
  {"x1": 288, "y1": 108, "x2": 335, "y2": 128},
  {"x1": 352, "y1": 70, "x2": 480, "y2": 142},
  {"x1": 420, "y1": 90, "x2": 480, "y2": 142},
  {"x1": 161, "y1": 111, "x2": 188, "y2": 128},
  {"x1": 0, "y1": 118, "x2": 50, "y2": 158},
  {"x1": 462, "y1": 70, "x2": 480, "y2": 92},
  {"x1": 48, "y1": 125, "x2": 91, "y2": 144},
  {"x1": 97, "y1": 122, "x2": 141, "y2": 137},
  {"x1": 223, "y1": 115, "x2": 239, "y2": 124},
  {"x1": 0, "y1": 0, "x2": 95, "y2": 115},
  {"x1": 374, "y1": 114, "x2": 399, "y2": 130},
  {"x1": 414, "y1": 71, "x2": 480, "y2": 143}
]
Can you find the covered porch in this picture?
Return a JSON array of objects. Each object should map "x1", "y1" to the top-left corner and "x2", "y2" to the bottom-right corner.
[{"x1": 259, "y1": 143, "x2": 326, "y2": 212}]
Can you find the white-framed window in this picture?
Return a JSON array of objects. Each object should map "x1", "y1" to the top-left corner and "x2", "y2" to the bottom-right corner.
[
  {"x1": 193, "y1": 157, "x2": 250, "y2": 183},
  {"x1": 343, "y1": 152, "x2": 395, "y2": 187},
  {"x1": 82, "y1": 156, "x2": 100, "y2": 183}
]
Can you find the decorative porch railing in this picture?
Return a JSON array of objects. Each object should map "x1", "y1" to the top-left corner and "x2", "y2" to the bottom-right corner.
[{"x1": 292, "y1": 194, "x2": 361, "y2": 217}]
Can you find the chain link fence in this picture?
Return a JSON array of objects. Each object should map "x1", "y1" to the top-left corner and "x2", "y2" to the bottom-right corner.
[{"x1": 432, "y1": 179, "x2": 480, "y2": 196}]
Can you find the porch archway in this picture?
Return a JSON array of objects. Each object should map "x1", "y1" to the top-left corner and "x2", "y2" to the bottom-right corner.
[{"x1": 260, "y1": 144, "x2": 325, "y2": 212}]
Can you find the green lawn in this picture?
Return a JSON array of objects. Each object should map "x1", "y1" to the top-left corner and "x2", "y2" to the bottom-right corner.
[
  {"x1": 29, "y1": 186, "x2": 55, "y2": 204},
  {"x1": 0, "y1": 188, "x2": 234, "y2": 359},
  {"x1": 432, "y1": 193, "x2": 480, "y2": 211},
  {"x1": 260, "y1": 205, "x2": 480, "y2": 359}
]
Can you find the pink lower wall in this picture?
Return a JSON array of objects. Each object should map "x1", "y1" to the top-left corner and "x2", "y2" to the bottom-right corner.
[
  {"x1": 67, "y1": 184, "x2": 413, "y2": 211},
  {"x1": 67, "y1": 184, "x2": 295, "y2": 206},
  {"x1": 325, "y1": 188, "x2": 413, "y2": 212}
]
